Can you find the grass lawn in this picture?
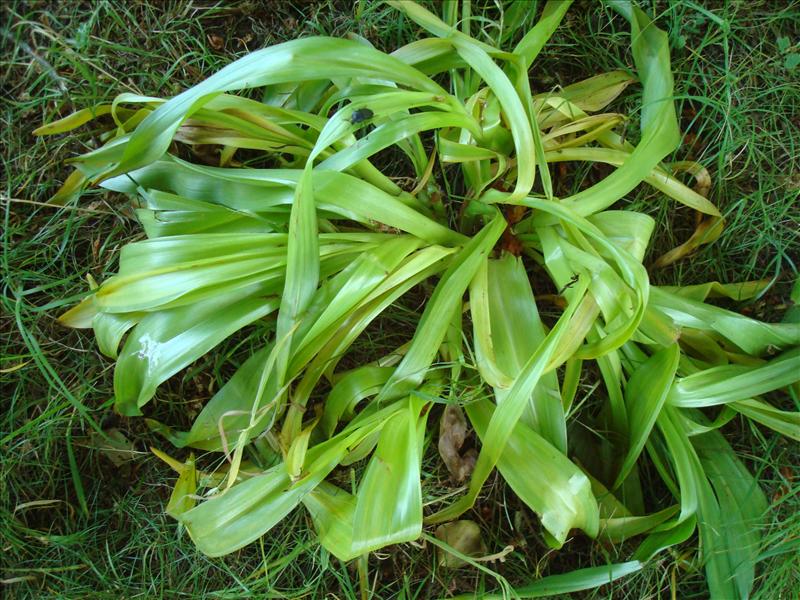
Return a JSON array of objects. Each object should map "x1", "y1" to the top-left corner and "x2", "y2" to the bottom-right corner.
[{"x1": 2, "y1": 1, "x2": 798, "y2": 598}]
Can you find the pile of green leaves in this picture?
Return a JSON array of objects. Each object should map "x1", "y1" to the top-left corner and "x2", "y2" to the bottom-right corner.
[{"x1": 38, "y1": 1, "x2": 800, "y2": 597}]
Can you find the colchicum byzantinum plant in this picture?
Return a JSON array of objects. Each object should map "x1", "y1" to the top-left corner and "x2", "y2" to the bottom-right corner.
[{"x1": 39, "y1": 1, "x2": 800, "y2": 597}]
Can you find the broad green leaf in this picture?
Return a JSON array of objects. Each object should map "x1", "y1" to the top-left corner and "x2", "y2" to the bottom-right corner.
[
  {"x1": 651, "y1": 286, "x2": 800, "y2": 355},
  {"x1": 469, "y1": 258, "x2": 512, "y2": 390},
  {"x1": 321, "y1": 366, "x2": 394, "y2": 436},
  {"x1": 539, "y1": 147, "x2": 721, "y2": 216},
  {"x1": 486, "y1": 253, "x2": 565, "y2": 451},
  {"x1": 654, "y1": 406, "x2": 702, "y2": 523},
  {"x1": 293, "y1": 237, "x2": 422, "y2": 359},
  {"x1": 731, "y1": 399, "x2": 800, "y2": 441},
  {"x1": 587, "y1": 210, "x2": 654, "y2": 263},
  {"x1": 599, "y1": 505, "x2": 678, "y2": 544},
  {"x1": 58, "y1": 294, "x2": 98, "y2": 328},
  {"x1": 667, "y1": 348, "x2": 800, "y2": 408},
  {"x1": 136, "y1": 189, "x2": 275, "y2": 237},
  {"x1": 465, "y1": 399, "x2": 599, "y2": 545},
  {"x1": 634, "y1": 515, "x2": 697, "y2": 562},
  {"x1": 148, "y1": 345, "x2": 273, "y2": 451},
  {"x1": 302, "y1": 482, "x2": 360, "y2": 561},
  {"x1": 616, "y1": 343, "x2": 680, "y2": 486},
  {"x1": 352, "y1": 397, "x2": 427, "y2": 554},
  {"x1": 273, "y1": 161, "x2": 320, "y2": 407},
  {"x1": 513, "y1": 1, "x2": 573, "y2": 70},
  {"x1": 429, "y1": 273, "x2": 592, "y2": 527},
  {"x1": 181, "y1": 463, "x2": 297, "y2": 557},
  {"x1": 180, "y1": 410, "x2": 391, "y2": 556},
  {"x1": 377, "y1": 212, "x2": 506, "y2": 401},
  {"x1": 694, "y1": 429, "x2": 768, "y2": 600},
  {"x1": 318, "y1": 112, "x2": 481, "y2": 173},
  {"x1": 92, "y1": 311, "x2": 143, "y2": 358},
  {"x1": 525, "y1": 198, "x2": 650, "y2": 360},
  {"x1": 452, "y1": 37, "x2": 536, "y2": 202},
  {"x1": 102, "y1": 156, "x2": 464, "y2": 246},
  {"x1": 113, "y1": 294, "x2": 278, "y2": 415},
  {"x1": 76, "y1": 37, "x2": 445, "y2": 179}
]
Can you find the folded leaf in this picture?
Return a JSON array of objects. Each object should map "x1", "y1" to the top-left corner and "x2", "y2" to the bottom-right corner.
[{"x1": 466, "y1": 399, "x2": 599, "y2": 545}]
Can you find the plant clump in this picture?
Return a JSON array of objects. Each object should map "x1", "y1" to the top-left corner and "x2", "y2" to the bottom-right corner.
[{"x1": 38, "y1": 1, "x2": 800, "y2": 597}]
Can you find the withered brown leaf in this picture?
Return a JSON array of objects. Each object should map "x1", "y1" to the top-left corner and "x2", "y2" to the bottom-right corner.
[{"x1": 438, "y1": 404, "x2": 476, "y2": 483}]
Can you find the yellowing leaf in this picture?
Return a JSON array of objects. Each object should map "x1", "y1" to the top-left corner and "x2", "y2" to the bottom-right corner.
[{"x1": 435, "y1": 520, "x2": 487, "y2": 568}]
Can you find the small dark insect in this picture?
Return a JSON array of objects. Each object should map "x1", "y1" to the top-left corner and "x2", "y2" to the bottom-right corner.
[
  {"x1": 558, "y1": 273, "x2": 580, "y2": 295},
  {"x1": 350, "y1": 108, "x2": 374, "y2": 125}
]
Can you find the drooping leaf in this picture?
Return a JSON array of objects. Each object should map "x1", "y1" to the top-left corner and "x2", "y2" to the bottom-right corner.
[
  {"x1": 302, "y1": 482, "x2": 360, "y2": 562},
  {"x1": 616, "y1": 343, "x2": 680, "y2": 486},
  {"x1": 465, "y1": 399, "x2": 599, "y2": 545},
  {"x1": 113, "y1": 294, "x2": 278, "y2": 415},
  {"x1": 351, "y1": 397, "x2": 428, "y2": 554}
]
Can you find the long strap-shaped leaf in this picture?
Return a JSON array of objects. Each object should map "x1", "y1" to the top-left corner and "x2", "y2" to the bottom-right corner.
[
  {"x1": 428, "y1": 275, "x2": 591, "y2": 525},
  {"x1": 455, "y1": 560, "x2": 642, "y2": 600},
  {"x1": 179, "y1": 399, "x2": 407, "y2": 556},
  {"x1": 528, "y1": 3, "x2": 680, "y2": 222},
  {"x1": 667, "y1": 347, "x2": 800, "y2": 407},
  {"x1": 376, "y1": 212, "x2": 507, "y2": 402},
  {"x1": 73, "y1": 37, "x2": 445, "y2": 180},
  {"x1": 651, "y1": 286, "x2": 800, "y2": 355},
  {"x1": 101, "y1": 156, "x2": 464, "y2": 246},
  {"x1": 466, "y1": 399, "x2": 599, "y2": 545},
  {"x1": 513, "y1": 1, "x2": 573, "y2": 70},
  {"x1": 113, "y1": 294, "x2": 279, "y2": 416},
  {"x1": 352, "y1": 396, "x2": 428, "y2": 554},
  {"x1": 614, "y1": 342, "x2": 680, "y2": 487},
  {"x1": 470, "y1": 253, "x2": 566, "y2": 452},
  {"x1": 693, "y1": 429, "x2": 768, "y2": 600},
  {"x1": 528, "y1": 198, "x2": 650, "y2": 359},
  {"x1": 389, "y1": 0, "x2": 539, "y2": 203}
]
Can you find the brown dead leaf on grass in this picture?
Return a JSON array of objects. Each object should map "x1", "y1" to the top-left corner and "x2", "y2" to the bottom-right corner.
[
  {"x1": 438, "y1": 405, "x2": 476, "y2": 483},
  {"x1": 206, "y1": 33, "x2": 224, "y2": 51}
]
